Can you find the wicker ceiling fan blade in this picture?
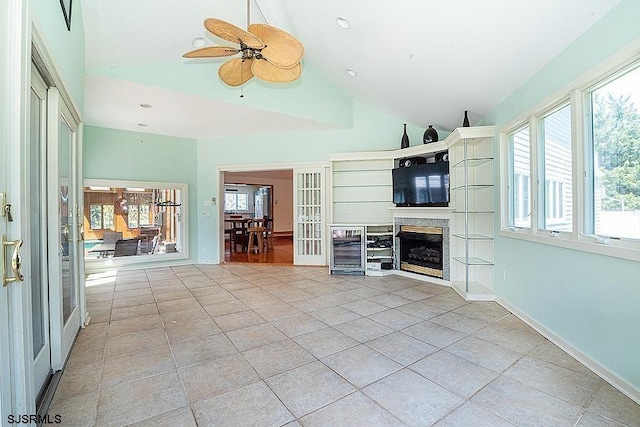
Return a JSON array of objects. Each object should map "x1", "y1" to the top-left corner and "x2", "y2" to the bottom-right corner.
[
  {"x1": 251, "y1": 60, "x2": 301, "y2": 83},
  {"x1": 218, "y1": 58, "x2": 254, "y2": 87},
  {"x1": 205, "y1": 18, "x2": 264, "y2": 49},
  {"x1": 249, "y1": 24, "x2": 304, "y2": 69},
  {"x1": 183, "y1": 46, "x2": 240, "y2": 58}
]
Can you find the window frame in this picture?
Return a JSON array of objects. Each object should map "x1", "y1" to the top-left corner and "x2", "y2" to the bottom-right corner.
[
  {"x1": 89, "y1": 203, "x2": 114, "y2": 230},
  {"x1": 84, "y1": 179, "x2": 190, "y2": 269},
  {"x1": 224, "y1": 192, "x2": 249, "y2": 212},
  {"x1": 506, "y1": 123, "x2": 533, "y2": 230},
  {"x1": 499, "y1": 54, "x2": 640, "y2": 262},
  {"x1": 538, "y1": 101, "x2": 573, "y2": 234}
]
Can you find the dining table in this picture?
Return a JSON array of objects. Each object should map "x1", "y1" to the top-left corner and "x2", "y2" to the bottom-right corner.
[
  {"x1": 224, "y1": 217, "x2": 265, "y2": 252},
  {"x1": 88, "y1": 242, "x2": 115, "y2": 258}
]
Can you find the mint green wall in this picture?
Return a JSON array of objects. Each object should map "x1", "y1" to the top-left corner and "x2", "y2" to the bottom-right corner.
[
  {"x1": 483, "y1": 0, "x2": 640, "y2": 393},
  {"x1": 31, "y1": 0, "x2": 85, "y2": 107},
  {"x1": 196, "y1": 101, "x2": 422, "y2": 262},
  {"x1": 83, "y1": 126, "x2": 199, "y2": 259}
]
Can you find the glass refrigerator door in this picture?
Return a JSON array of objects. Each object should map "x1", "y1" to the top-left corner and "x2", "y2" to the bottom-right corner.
[{"x1": 330, "y1": 227, "x2": 365, "y2": 272}]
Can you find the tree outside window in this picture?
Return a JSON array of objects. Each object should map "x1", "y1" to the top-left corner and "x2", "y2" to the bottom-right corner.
[
  {"x1": 591, "y1": 65, "x2": 640, "y2": 239},
  {"x1": 125, "y1": 192, "x2": 153, "y2": 228},
  {"x1": 89, "y1": 204, "x2": 114, "y2": 229}
]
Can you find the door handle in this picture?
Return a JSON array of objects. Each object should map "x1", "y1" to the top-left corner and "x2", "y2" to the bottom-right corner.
[
  {"x1": 77, "y1": 224, "x2": 84, "y2": 242},
  {"x1": 62, "y1": 224, "x2": 70, "y2": 242},
  {"x1": 2, "y1": 235, "x2": 24, "y2": 286}
]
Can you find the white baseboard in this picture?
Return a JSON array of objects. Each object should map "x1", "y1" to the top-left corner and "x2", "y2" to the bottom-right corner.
[{"x1": 498, "y1": 298, "x2": 640, "y2": 405}]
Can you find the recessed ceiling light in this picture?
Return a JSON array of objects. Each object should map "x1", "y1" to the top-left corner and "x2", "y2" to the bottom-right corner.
[
  {"x1": 346, "y1": 69, "x2": 357, "y2": 77},
  {"x1": 138, "y1": 123, "x2": 149, "y2": 127},
  {"x1": 336, "y1": 17, "x2": 351, "y2": 29},
  {"x1": 140, "y1": 103, "x2": 152, "y2": 108},
  {"x1": 192, "y1": 37, "x2": 206, "y2": 48}
]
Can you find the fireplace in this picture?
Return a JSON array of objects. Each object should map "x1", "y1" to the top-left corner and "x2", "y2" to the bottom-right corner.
[{"x1": 397, "y1": 225, "x2": 444, "y2": 278}]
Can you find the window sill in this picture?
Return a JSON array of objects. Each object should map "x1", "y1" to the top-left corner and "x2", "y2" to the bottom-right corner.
[{"x1": 498, "y1": 229, "x2": 640, "y2": 262}]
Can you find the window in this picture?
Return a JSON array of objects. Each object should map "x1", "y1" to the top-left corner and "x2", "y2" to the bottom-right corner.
[
  {"x1": 224, "y1": 192, "x2": 248, "y2": 211},
  {"x1": 589, "y1": 65, "x2": 640, "y2": 240},
  {"x1": 125, "y1": 192, "x2": 153, "y2": 228},
  {"x1": 89, "y1": 204, "x2": 114, "y2": 230},
  {"x1": 542, "y1": 104, "x2": 572, "y2": 232},
  {"x1": 502, "y1": 56, "x2": 640, "y2": 259},
  {"x1": 509, "y1": 126, "x2": 531, "y2": 228},
  {"x1": 545, "y1": 180, "x2": 564, "y2": 220},
  {"x1": 83, "y1": 180, "x2": 188, "y2": 265}
]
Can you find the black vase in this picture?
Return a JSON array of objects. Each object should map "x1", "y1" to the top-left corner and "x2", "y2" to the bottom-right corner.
[
  {"x1": 401, "y1": 123, "x2": 410, "y2": 149},
  {"x1": 423, "y1": 125, "x2": 438, "y2": 143},
  {"x1": 462, "y1": 111, "x2": 470, "y2": 127}
]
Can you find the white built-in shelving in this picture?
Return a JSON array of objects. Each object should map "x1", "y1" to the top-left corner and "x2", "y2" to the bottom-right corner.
[
  {"x1": 330, "y1": 159, "x2": 394, "y2": 224},
  {"x1": 327, "y1": 126, "x2": 496, "y2": 298},
  {"x1": 449, "y1": 132, "x2": 495, "y2": 300},
  {"x1": 365, "y1": 224, "x2": 394, "y2": 276}
]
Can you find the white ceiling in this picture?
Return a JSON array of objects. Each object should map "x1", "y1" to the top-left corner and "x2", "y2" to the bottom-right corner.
[{"x1": 81, "y1": 0, "x2": 621, "y2": 139}]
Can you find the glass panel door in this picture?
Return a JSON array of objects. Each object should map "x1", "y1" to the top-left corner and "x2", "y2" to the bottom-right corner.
[
  {"x1": 293, "y1": 167, "x2": 326, "y2": 265},
  {"x1": 30, "y1": 68, "x2": 52, "y2": 395},
  {"x1": 59, "y1": 114, "x2": 76, "y2": 323},
  {"x1": 47, "y1": 87, "x2": 81, "y2": 369}
]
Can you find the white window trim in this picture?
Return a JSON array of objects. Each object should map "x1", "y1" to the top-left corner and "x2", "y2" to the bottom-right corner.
[{"x1": 499, "y1": 49, "x2": 640, "y2": 263}]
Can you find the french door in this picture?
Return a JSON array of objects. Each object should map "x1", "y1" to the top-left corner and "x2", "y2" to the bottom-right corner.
[
  {"x1": 30, "y1": 67, "x2": 52, "y2": 396},
  {"x1": 46, "y1": 86, "x2": 83, "y2": 371},
  {"x1": 0, "y1": 39, "x2": 83, "y2": 422},
  {"x1": 30, "y1": 64, "x2": 83, "y2": 399},
  {"x1": 293, "y1": 167, "x2": 327, "y2": 265}
]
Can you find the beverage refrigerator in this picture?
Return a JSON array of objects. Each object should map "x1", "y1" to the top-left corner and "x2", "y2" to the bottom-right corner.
[{"x1": 329, "y1": 225, "x2": 366, "y2": 275}]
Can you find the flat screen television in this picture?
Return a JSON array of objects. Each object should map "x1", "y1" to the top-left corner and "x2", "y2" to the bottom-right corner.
[{"x1": 392, "y1": 161, "x2": 450, "y2": 207}]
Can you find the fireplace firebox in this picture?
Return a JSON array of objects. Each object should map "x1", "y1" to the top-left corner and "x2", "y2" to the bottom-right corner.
[{"x1": 396, "y1": 225, "x2": 444, "y2": 278}]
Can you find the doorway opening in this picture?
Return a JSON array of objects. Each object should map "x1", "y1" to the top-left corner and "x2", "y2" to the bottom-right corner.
[{"x1": 223, "y1": 170, "x2": 293, "y2": 264}]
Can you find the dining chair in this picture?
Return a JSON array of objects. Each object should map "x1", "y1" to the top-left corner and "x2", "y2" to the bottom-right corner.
[
  {"x1": 231, "y1": 218, "x2": 249, "y2": 252},
  {"x1": 262, "y1": 216, "x2": 274, "y2": 249}
]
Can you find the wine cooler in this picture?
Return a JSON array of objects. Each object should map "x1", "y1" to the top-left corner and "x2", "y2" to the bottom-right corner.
[{"x1": 329, "y1": 226, "x2": 365, "y2": 275}]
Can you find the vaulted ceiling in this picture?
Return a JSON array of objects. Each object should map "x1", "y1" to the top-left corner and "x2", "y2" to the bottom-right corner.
[{"x1": 82, "y1": 0, "x2": 621, "y2": 139}]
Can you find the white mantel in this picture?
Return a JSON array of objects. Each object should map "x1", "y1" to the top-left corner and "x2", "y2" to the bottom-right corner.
[{"x1": 390, "y1": 206, "x2": 455, "y2": 221}]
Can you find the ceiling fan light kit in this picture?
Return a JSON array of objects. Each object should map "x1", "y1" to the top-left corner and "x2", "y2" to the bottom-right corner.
[{"x1": 183, "y1": 15, "x2": 304, "y2": 88}]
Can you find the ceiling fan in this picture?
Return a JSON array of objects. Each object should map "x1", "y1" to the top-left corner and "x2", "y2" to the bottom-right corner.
[{"x1": 183, "y1": 2, "x2": 304, "y2": 87}]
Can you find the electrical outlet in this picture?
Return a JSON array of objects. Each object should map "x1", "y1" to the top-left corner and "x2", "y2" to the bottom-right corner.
[{"x1": 202, "y1": 210, "x2": 211, "y2": 216}]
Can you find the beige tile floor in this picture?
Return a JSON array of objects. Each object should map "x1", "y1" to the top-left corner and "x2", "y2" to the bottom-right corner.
[{"x1": 48, "y1": 264, "x2": 640, "y2": 426}]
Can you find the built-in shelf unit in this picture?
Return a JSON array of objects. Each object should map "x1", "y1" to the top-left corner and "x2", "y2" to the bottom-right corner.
[
  {"x1": 365, "y1": 224, "x2": 394, "y2": 276},
  {"x1": 328, "y1": 126, "x2": 495, "y2": 300},
  {"x1": 449, "y1": 133, "x2": 495, "y2": 300}
]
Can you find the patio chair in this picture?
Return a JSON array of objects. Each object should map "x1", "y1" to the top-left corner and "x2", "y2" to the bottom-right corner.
[{"x1": 113, "y1": 239, "x2": 139, "y2": 257}]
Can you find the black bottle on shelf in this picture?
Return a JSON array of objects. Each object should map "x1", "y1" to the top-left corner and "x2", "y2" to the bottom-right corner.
[
  {"x1": 463, "y1": 111, "x2": 470, "y2": 127},
  {"x1": 401, "y1": 123, "x2": 410, "y2": 149}
]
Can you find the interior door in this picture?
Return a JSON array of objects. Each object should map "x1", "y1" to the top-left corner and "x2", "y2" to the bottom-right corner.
[
  {"x1": 293, "y1": 167, "x2": 327, "y2": 265},
  {"x1": 1, "y1": 0, "x2": 33, "y2": 418},
  {"x1": 47, "y1": 87, "x2": 82, "y2": 370},
  {"x1": 30, "y1": 67, "x2": 52, "y2": 396}
]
